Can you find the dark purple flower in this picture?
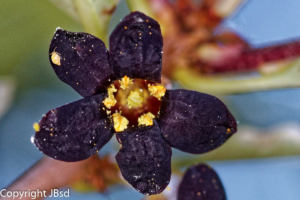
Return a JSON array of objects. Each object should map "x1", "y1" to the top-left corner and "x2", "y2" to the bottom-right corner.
[
  {"x1": 178, "y1": 163, "x2": 226, "y2": 200},
  {"x1": 33, "y1": 11, "x2": 237, "y2": 195}
]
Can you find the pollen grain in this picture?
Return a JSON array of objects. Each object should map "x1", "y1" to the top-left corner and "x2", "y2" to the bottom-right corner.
[
  {"x1": 33, "y1": 123, "x2": 40, "y2": 132},
  {"x1": 50, "y1": 47, "x2": 61, "y2": 66}
]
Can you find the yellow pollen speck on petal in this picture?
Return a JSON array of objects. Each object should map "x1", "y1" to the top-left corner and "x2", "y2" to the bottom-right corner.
[
  {"x1": 124, "y1": 26, "x2": 127, "y2": 29},
  {"x1": 119, "y1": 75, "x2": 133, "y2": 90},
  {"x1": 138, "y1": 112, "x2": 155, "y2": 126},
  {"x1": 148, "y1": 84, "x2": 166, "y2": 100},
  {"x1": 112, "y1": 112, "x2": 129, "y2": 132},
  {"x1": 167, "y1": 187, "x2": 171, "y2": 191},
  {"x1": 103, "y1": 84, "x2": 117, "y2": 109},
  {"x1": 33, "y1": 123, "x2": 40, "y2": 132},
  {"x1": 50, "y1": 47, "x2": 61, "y2": 66},
  {"x1": 127, "y1": 91, "x2": 143, "y2": 108}
]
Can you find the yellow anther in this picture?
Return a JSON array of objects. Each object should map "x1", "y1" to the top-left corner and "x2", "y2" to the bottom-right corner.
[
  {"x1": 127, "y1": 91, "x2": 144, "y2": 108},
  {"x1": 119, "y1": 75, "x2": 133, "y2": 90},
  {"x1": 103, "y1": 96, "x2": 116, "y2": 109},
  {"x1": 112, "y1": 112, "x2": 129, "y2": 132},
  {"x1": 33, "y1": 123, "x2": 40, "y2": 132},
  {"x1": 138, "y1": 112, "x2": 155, "y2": 126},
  {"x1": 107, "y1": 84, "x2": 117, "y2": 95},
  {"x1": 103, "y1": 84, "x2": 117, "y2": 109},
  {"x1": 148, "y1": 84, "x2": 166, "y2": 100},
  {"x1": 50, "y1": 47, "x2": 61, "y2": 66}
]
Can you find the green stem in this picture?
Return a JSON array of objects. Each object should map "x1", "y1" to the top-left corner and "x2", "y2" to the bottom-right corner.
[
  {"x1": 73, "y1": 0, "x2": 116, "y2": 45},
  {"x1": 173, "y1": 58, "x2": 300, "y2": 94},
  {"x1": 171, "y1": 125, "x2": 300, "y2": 169},
  {"x1": 50, "y1": 0, "x2": 119, "y2": 46}
]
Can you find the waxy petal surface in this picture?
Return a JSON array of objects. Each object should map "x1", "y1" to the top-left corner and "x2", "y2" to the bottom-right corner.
[
  {"x1": 34, "y1": 94, "x2": 114, "y2": 162},
  {"x1": 115, "y1": 121, "x2": 171, "y2": 195},
  {"x1": 158, "y1": 89, "x2": 237, "y2": 154},
  {"x1": 178, "y1": 164, "x2": 226, "y2": 200},
  {"x1": 110, "y1": 12, "x2": 163, "y2": 82},
  {"x1": 49, "y1": 29, "x2": 115, "y2": 97}
]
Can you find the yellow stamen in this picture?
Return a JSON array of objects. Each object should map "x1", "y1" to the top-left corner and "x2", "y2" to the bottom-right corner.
[
  {"x1": 103, "y1": 84, "x2": 117, "y2": 109},
  {"x1": 127, "y1": 91, "x2": 144, "y2": 108},
  {"x1": 103, "y1": 96, "x2": 116, "y2": 109},
  {"x1": 103, "y1": 97, "x2": 116, "y2": 109},
  {"x1": 107, "y1": 84, "x2": 117, "y2": 95},
  {"x1": 148, "y1": 84, "x2": 166, "y2": 100},
  {"x1": 112, "y1": 112, "x2": 129, "y2": 132},
  {"x1": 33, "y1": 123, "x2": 40, "y2": 132},
  {"x1": 138, "y1": 112, "x2": 155, "y2": 126},
  {"x1": 119, "y1": 75, "x2": 133, "y2": 90}
]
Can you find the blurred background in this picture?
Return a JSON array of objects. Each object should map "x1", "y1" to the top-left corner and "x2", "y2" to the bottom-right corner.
[{"x1": 1, "y1": 0, "x2": 300, "y2": 199}]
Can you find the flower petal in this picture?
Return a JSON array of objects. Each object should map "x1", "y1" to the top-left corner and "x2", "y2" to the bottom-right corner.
[
  {"x1": 109, "y1": 11, "x2": 163, "y2": 83},
  {"x1": 158, "y1": 89, "x2": 237, "y2": 154},
  {"x1": 115, "y1": 121, "x2": 171, "y2": 195},
  {"x1": 49, "y1": 28, "x2": 115, "y2": 97},
  {"x1": 178, "y1": 163, "x2": 227, "y2": 200},
  {"x1": 34, "y1": 94, "x2": 114, "y2": 162}
]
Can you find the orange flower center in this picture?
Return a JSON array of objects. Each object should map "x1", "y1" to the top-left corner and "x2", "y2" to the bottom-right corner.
[{"x1": 103, "y1": 76, "x2": 166, "y2": 131}]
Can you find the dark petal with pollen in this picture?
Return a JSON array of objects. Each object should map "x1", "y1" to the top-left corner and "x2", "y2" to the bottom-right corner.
[
  {"x1": 110, "y1": 11, "x2": 163, "y2": 82},
  {"x1": 49, "y1": 29, "x2": 115, "y2": 97},
  {"x1": 115, "y1": 121, "x2": 171, "y2": 195},
  {"x1": 158, "y1": 89, "x2": 237, "y2": 154},
  {"x1": 34, "y1": 94, "x2": 114, "y2": 162},
  {"x1": 178, "y1": 164, "x2": 227, "y2": 200}
]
